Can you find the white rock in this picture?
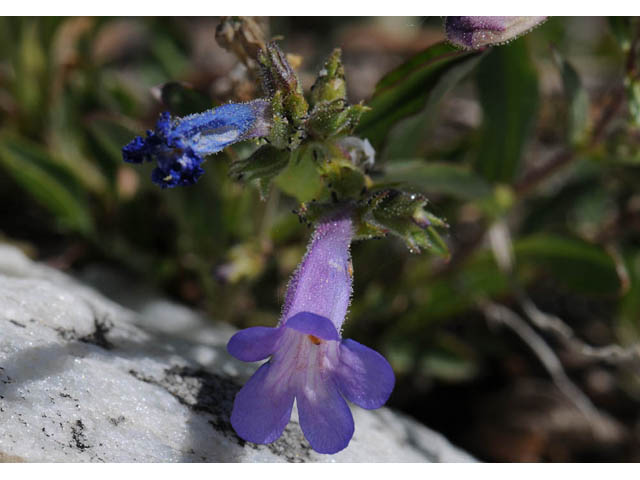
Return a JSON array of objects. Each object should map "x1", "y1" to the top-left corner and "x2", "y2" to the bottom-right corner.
[{"x1": 0, "y1": 244, "x2": 475, "y2": 462}]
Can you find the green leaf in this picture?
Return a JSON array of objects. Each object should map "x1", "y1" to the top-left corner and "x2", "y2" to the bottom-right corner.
[
  {"x1": 554, "y1": 51, "x2": 590, "y2": 145},
  {"x1": 401, "y1": 250, "x2": 509, "y2": 324},
  {"x1": 357, "y1": 42, "x2": 483, "y2": 149},
  {"x1": 87, "y1": 116, "x2": 140, "y2": 167},
  {"x1": 628, "y1": 80, "x2": 640, "y2": 128},
  {"x1": 514, "y1": 234, "x2": 620, "y2": 294},
  {"x1": 419, "y1": 333, "x2": 479, "y2": 382},
  {"x1": 15, "y1": 20, "x2": 47, "y2": 118},
  {"x1": 0, "y1": 135, "x2": 94, "y2": 234},
  {"x1": 48, "y1": 95, "x2": 109, "y2": 195},
  {"x1": 273, "y1": 144, "x2": 324, "y2": 202},
  {"x1": 608, "y1": 17, "x2": 634, "y2": 51},
  {"x1": 382, "y1": 160, "x2": 492, "y2": 200},
  {"x1": 151, "y1": 36, "x2": 190, "y2": 80},
  {"x1": 229, "y1": 145, "x2": 291, "y2": 200},
  {"x1": 474, "y1": 38, "x2": 539, "y2": 183},
  {"x1": 617, "y1": 253, "x2": 640, "y2": 342}
]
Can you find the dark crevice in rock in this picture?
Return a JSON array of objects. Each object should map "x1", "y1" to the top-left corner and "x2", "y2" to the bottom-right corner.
[
  {"x1": 78, "y1": 317, "x2": 114, "y2": 350},
  {"x1": 258, "y1": 423, "x2": 313, "y2": 462},
  {"x1": 128, "y1": 366, "x2": 243, "y2": 444},
  {"x1": 127, "y1": 365, "x2": 315, "y2": 462},
  {"x1": 70, "y1": 419, "x2": 91, "y2": 452},
  {"x1": 53, "y1": 316, "x2": 114, "y2": 351}
]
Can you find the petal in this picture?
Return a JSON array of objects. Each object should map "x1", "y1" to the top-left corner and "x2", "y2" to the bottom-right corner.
[
  {"x1": 151, "y1": 166, "x2": 178, "y2": 189},
  {"x1": 150, "y1": 149, "x2": 204, "y2": 189},
  {"x1": 230, "y1": 362, "x2": 294, "y2": 444},
  {"x1": 227, "y1": 326, "x2": 284, "y2": 362},
  {"x1": 122, "y1": 136, "x2": 148, "y2": 164},
  {"x1": 122, "y1": 132, "x2": 163, "y2": 164},
  {"x1": 155, "y1": 111, "x2": 173, "y2": 138},
  {"x1": 335, "y1": 339, "x2": 395, "y2": 409},
  {"x1": 297, "y1": 379, "x2": 354, "y2": 454},
  {"x1": 285, "y1": 312, "x2": 340, "y2": 341}
]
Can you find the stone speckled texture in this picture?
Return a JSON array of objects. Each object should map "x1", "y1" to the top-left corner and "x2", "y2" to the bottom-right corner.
[{"x1": 0, "y1": 244, "x2": 475, "y2": 462}]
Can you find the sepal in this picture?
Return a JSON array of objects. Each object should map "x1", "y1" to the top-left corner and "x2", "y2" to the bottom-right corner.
[
  {"x1": 318, "y1": 156, "x2": 368, "y2": 200},
  {"x1": 357, "y1": 189, "x2": 449, "y2": 256},
  {"x1": 229, "y1": 144, "x2": 291, "y2": 200},
  {"x1": 310, "y1": 48, "x2": 347, "y2": 107},
  {"x1": 258, "y1": 42, "x2": 309, "y2": 139},
  {"x1": 266, "y1": 90, "x2": 307, "y2": 151},
  {"x1": 307, "y1": 101, "x2": 369, "y2": 140},
  {"x1": 258, "y1": 42, "x2": 302, "y2": 96}
]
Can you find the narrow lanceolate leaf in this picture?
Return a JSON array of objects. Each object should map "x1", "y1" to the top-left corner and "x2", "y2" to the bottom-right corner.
[
  {"x1": 514, "y1": 234, "x2": 621, "y2": 295},
  {"x1": 607, "y1": 17, "x2": 634, "y2": 51},
  {"x1": 0, "y1": 135, "x2": 94, "y2": 234},
  {"x1": 357, "y1": 42, "x2": 483, "y2": 150},
  {"x1": 618, "y1": 253, "x2": 640, "y2": 342},
  {"x1": 382, "y1": 160, "x2": 492, "y2": 201},
  {"x1": 554, "y1": 51, "x2": 590, "y2": 146},
  {"x1": 474, "y1": 38, "x2": 539, "y2": 183}
]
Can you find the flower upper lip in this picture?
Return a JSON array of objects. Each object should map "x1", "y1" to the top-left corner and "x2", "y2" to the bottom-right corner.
[{"x1": 285, "y1": 311, "x2": 340, "y2": 341}]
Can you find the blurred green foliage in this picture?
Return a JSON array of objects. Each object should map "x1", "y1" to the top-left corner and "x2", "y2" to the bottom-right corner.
[{"x1": 1, "y1": 18, "x2": 640, "y2": 438}]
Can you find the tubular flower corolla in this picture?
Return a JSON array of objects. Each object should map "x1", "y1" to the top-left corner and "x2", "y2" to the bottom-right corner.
[{"x1": 227, "y1": 213, "x2": 395, "y2": 454}]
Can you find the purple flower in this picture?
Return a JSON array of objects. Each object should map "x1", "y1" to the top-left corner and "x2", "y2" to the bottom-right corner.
[
  {"x1": 122, "y1": 100, "x2": 271, "y2": 188},
  {"x1": 445, "y1": 16, "x2": 548, "y2": 50},
  {"x1": 227, "y1": 213, "x2": 395, "y2": 454}
]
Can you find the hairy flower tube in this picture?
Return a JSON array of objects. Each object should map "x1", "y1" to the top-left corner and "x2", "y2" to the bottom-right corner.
[
  {"x1": 122, "y1": 100, "x2": 271, "y2": 188},
  {"x1": 445, "y1": 16, "x2": 547, "y2": 50},
  {"x1": 227, "y1": 213, "x2": 395, "y2": 454}
]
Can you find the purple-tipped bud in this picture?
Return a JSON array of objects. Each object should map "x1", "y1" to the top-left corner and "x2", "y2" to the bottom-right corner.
[
  {"x1": 122, "y1": 100, "x2": 272, "y2": 188},
  {"x1": 445, "y1": 16, "x2": 548, "y2": 50},
  {"x1": 258, "y1": 42, "x2": 301, "y2": 96}
]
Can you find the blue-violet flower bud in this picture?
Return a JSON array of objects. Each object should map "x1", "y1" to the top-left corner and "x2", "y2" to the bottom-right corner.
[
  {"x1": 445, "y1": 16, "x2": 548, "y2": 50},
  {"x1": 122, "y1": 100, "x2": 271, "y2": 188},
  {"x1": 227, "y1": 213, "x2": 395, "y2": 454}
]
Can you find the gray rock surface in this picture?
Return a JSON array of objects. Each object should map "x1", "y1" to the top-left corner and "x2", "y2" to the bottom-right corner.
[{"x1": 0, "y1": 244, "x2": 475, "y2": 462}]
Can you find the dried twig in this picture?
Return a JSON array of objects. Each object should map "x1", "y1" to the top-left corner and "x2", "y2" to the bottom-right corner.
[
  {"x1": 519, "y1": 295, "x2": 640, "y2": 364},
  {"x1": 481, "y1": 300, "x2": 601, "y2": 425},
  {"x1": 486, "y1": 218, "x2": 640, "y2": 365}
]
